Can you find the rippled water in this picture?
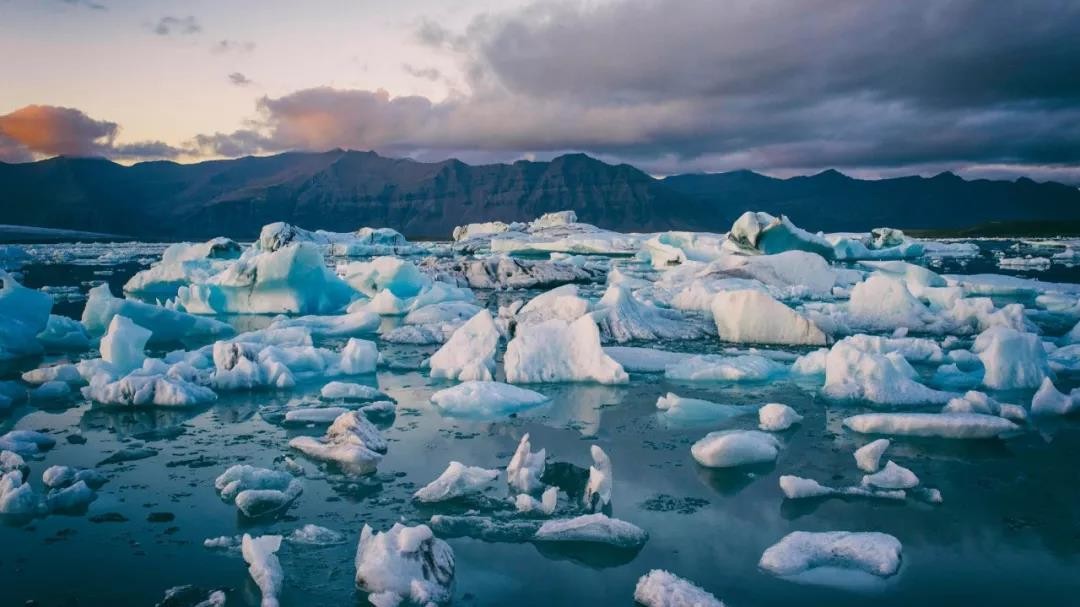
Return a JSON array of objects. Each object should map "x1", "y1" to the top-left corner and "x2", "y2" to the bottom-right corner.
[{"x1": 2, "y1": 239, "x2": 1080, "y2": 606}]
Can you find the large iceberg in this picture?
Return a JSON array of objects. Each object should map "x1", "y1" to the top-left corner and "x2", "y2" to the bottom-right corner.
[
  {"x1": 711, "y1": 289, "x2": 827, "y2": 346},
  {"x1": 504, "y1": 315, "x2": 629, "y2": 384},
  {"x1": 0, "y1": 272, "x2": 52, "y2": 360},
  {"x1": 428, "y1": 310, "x2": 500, "y2": 381},
  {"x1": 972, "y1": 326, "x2": 1049, "y2": 390}
]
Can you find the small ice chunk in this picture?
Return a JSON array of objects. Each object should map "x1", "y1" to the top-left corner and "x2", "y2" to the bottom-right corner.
[
  {"x1": 241, "y1": 534, "x2": 284, "y2": 607},
  {"x1": 288, "y1": 524, "x2": 346, "y2": 546},
  {"x1": 214, "y1": 465, "x2": 303, "y2": 517},
  {"x1": 0, "y1": 430, "x2": 56, "y2": 455},
  {"x1": 430, "y1": 381, "x2": 549, "y2": 418},
  {"x1": 515, "y1": 284, "x2": 592, "y2": 326},
  {"x1": 711, "y1": 290, "x2": 827, "y2": 346},
  {"x1": 515, "y1": 486, "x2": 558, "y2": 515},
  {"x1": 634, "y1": 570, "x2": 725, "y2": 607},
  {"x1": 428, "y1": 310, "x2": 500, "y2": 381},
  {"x1": 320, "y1": 381, "x2": 387, "y2": 402},
  {"x1": 758, "y1": 403, "x2": 802, "y2": 431},
  {"x1": 354, "y1": 523, "x2": 455, "y2": 606},
  {"x1": 759, "y1": 531, "x2": 902, "y2": 584},
  {"x1": 861, "y1": 460, "x2": 919, "y2": 490},
  {"x1": 284, "y1": 407, "x2": 349, "y2": 424},
  {"x1": 30, "y1": 381, "x2": 72, "y2": 401},
  {"x1": 664, "y1": 354, "x2": 783, "y2": 382},
  {"x1": 1031, "y1": 377, "x2": 1078, "y2": 416},
  {"x1": 288, "y1": 411, "x2": 385, "y2": 474},
  {"x1": 655, "y1": 392, "x2": 755, "y2": 425},
  {"x1": 413, "y1": 461, "x2": 500, "y2": 503},
  {"x1": 854, "y1": 439, "x2": 890, "y2": 473},
  {"x1": 0, "y1": 470, "x2": 41, "y2": 515},
  {"x1": 99, "y1": 315, "x2": 151, "y2": 373},
  {"x1": 533, "y1": 513, "x2": 648, "y2": 549},
  {"x1": 844, "y1": 412, "x2": 1018, "y2": 439},
  {"x1": 506, "y1": 433, "x2": 545, "y2": 493},
  {"x1": 583, "y1": 445, "x2": 612, "y2": 512},
  {"x1": 690, "y1": 430, "x2": 781, "y2": 468},
  {"x1": 45, "y1": 480, "x2": 96, "y2": 512},
  {"x1": 779, "y1": 475, "x2": 836, "y2": 499},
  {"x1": 338, "y1": 338, "x2": 379, "y2": 375}
]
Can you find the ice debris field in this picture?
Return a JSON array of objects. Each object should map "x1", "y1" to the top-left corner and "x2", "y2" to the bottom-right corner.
[{"x1": 2, "y1": 210, "x2": 1080, "y2": 606}]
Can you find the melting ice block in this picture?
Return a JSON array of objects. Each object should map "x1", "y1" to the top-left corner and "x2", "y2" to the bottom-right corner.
[
  {"x1": 823, "y1": 337, "x2": 952, "y2": 405},
  {"x1": 428, "y1": 309, "x2": 499, "y2": 381},
  {"x1": 82, "y1": 283, "x2": 232, "y2": 342},
  {"x1": 843, "y1": 412, "x2": 1018, "y2": 439},
  {"x1": 690, "y1": 430, "x2": 781, "y2": 468},
  {"x1": 413, "y1": 461, "x2": 500, "y2": 503},
  {"x1": 711, "y1": 289, "x2": 827, "y2": 346},
  {"x1": 854, "y1": 439, "x2": 890, "y2": 473},
  {"x1": 533, "y1": 513, "x2": 648, "y2": 549},
  {"x1": 288, "y1": 411, "x2": 385, "y2": 474},
  {"x1": 1031, "y1": 377, "x2": 1079, "y2": 416},
  {"x1": 354, "y1": 523, "x2": 455, "y2": 606},
  {"x1": 504, "y1": 315, "x2": 628, "y2": 384},
  {"x1": 583, "y1": 445, "x2": 612, "y2": 512},
  {"x1": 634, "y1": 570, "x2": 725, "y2": 607},
  {"x1": 590, "y1": 284, "x2": 705, "y2": 343},
  {"x1": 0, "y1": 272, "x2": 52, "y2": 360},
  {"x1": 759, "y1": 531, "x2": 902, "y2": 586},
  {"x1": 241, "y1": 534, "x2": 284, "y2": 607},
  {"x1": 214, "y1": 465, "x2": 303, "y2": 517},
  {"x1": 430, "y1": 381, "x2": 549, "y2": 418},
  {"x1": 506, "y1": 433, "x2": 545, "y2": 494},
  {"x1": 758, "y1": 403, "x2": 803, "y2": 431},
  {"x1": 99, "y1": 315, "x2": 151, "y2": 373},
  {"x1": 973, "y1": 326, "x2": 1049, "y2": 390},
  {"x1": 656, "y1": 393, "x2": 755, "y2": 425}
]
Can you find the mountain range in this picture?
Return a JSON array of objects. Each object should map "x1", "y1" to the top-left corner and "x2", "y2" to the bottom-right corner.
[{"x1": 2, "y1": 149, "x2": 1079, "y2": 240}]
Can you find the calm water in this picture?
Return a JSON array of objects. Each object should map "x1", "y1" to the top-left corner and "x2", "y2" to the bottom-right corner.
[{"x1": 2, "y1": 239, "x2": 1080, "y2": 606}]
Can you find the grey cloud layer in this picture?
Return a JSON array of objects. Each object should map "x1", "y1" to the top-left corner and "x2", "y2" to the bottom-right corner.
[{"x1": 193, "y1": 0, "x2": 1080, "y2": 179}]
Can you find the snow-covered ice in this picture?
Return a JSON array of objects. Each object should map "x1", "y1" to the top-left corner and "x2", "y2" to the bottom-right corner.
[
  {"x1": 690, "y1": 430, "x2": 781, "y2": 468},
  {"x1": 758, "y1": 403, "x2": 803, "y2": 431},
  {"x1": 759, "y1": 531, "x2": 902, "y2": 586},
  {"x1": 430, "y1": 381, "x2": 549, "y2": 418},
  {"x1": 413, "y1": 461, "x2": 500, "y2": 503},
  {"x1": 241, "y1": 534, "x2": 284, "y2": 607},
  {"x1": 504, "y1": 315, "x2": 628, "y2": 384},
  {"x1": 712, "y1": 289, "x2": 827, "y2": 346},
  {"x1": 533, "y1": 513, "x2": 648, "y2": 549},
  {"x1": 354, "y1": 523, "x2": 455, "y2": 606},
  {"x1": 634, "y1": 570, "x2": 725, "y2": 607},
  {"x1": 843, "y1": 412, "x2": 1019, "y2": 439}
]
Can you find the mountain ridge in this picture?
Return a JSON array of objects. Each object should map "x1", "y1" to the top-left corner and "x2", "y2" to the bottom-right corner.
[{"x1": 2, "y1": 150, "x2": 1078, "y2": 239}]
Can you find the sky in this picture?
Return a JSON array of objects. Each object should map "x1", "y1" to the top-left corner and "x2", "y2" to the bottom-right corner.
[{"x1": 1, "y1": 0, "x2": 1079, "y2": 183}]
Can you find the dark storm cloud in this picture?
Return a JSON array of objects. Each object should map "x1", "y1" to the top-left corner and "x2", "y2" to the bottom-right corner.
[
  {"x1": 0, "y1": 105, "x2": 186, "y2": 162},
  {"x1": 153, "y1": 16, "x2": 201, "y2": 36},
  {"x1": 228, "y1": 72, "x2": 253, "y2": 86},
  {"x1": 196, "y1": 0, "x2": 1080, "y2": 179}
]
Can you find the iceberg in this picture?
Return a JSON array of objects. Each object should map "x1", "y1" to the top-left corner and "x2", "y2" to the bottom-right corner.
[
  {"x1": 711, "y1": 289, "x2": 826, "y2": 346},
  {"x1": 123, "y1": 237, "x2": 241, "y2": 297},
  {"x1": 1030, "y1": 377, "x2": 1079, "y2": 416},
  {"x1": 504, "y1": 315, "x2": 629, "y2": 384},
  {"x1": 591, "y1": 285, "x2": 706, "y2": 343},
  {"x1": 214, "y1": 465, "x2": 303, "y2": 517},
  {"x1": 848, "y1": 274, "x2": 932, "y2": 331},
  {"x1": 241, "y1": 534, "x2": 284, "y2": 607},
  {"x1": 0, "y1": 271, "x2": 52, "y2": 360},
  {"x1": 823, "y1": 337, "x2": 952, "y2": 405},
  {"x1": 428, "y1": 310, "x2": 500, "y2": 381},
  {"x1": 288, "y1": 411, "x2": 385, "y2": 474},
  {"x1": 320, "y1": 381, "x2": 387, "y2": 402},
  {"x1": 759, "y1": 531, "x2": 902, "y2": 585},
  {"x1": 634, "y1": 570, "x2": 725, "y2": 607},
  {"x1": 0, "y1": 470, "x2": 43, "y2": 515},
  {"x1": 665, "y1": 354, "x2": 783, "y2": 382},
  {"x1": 583, "y1": 445, "x2": 612, "y2": 512},
  {"x1": 266, "y1": 309, "x2": 379, "y2": 338},
  {"x1": 690, "y1": 430, "x2": 781, "y2": 468},
  {"x1": 430, "y1": 381, "x2": 549, "y2": 418},
  {"x1": 99, "y1": 315, "x2": 151, "y2": 373},
  {"x1": 36, "y1": 314, "x2": 90, "y2": 351},
  {"x1": 758, "y1": 403, "x2": 803, "y2": 431},
  {"x1": 506, "y1": 433, "x2": 546, "y2": 494},
  {"x1": 655, "y1": 393, "x2": 755, "y2": 425},
  {"x1": 0, "y1": 430, "x2": 56, "y2": 455},
  {"x1": 413, "y1": 461, "x2": 500, "y2": 503},
  {"x1": 843, "y1": 412, "x2": 1019, "y2": 439},
  {"x1": 83, "y1": 283, "x2": 233, "y2": 342},
  {"x1": 972, "y1": 327, "x2": 1049, "y2": 390},
  {"x1": 515, "y1": 284, "x2": 592, "y2": 326},
  {"x1": 727, "y1": 211, "x2": 834, "y2": 258},
  {"x1": 533, "y1": 513, "x2": 648, "y2": 549},
  {"x1": 854, "y1": 439, "x2": 890, "y2": 473},
  {"x1": 341, "y1": 256, "x2": 430, "y2": 298},
  {"x1": 354, "y1": 523, "x2": 455, "y2": 606},
  {"x1": 862, "y1": 461, "x2": 919, "y2": 490}
]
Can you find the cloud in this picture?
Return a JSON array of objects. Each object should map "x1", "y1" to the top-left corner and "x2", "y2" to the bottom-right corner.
[
  {"x1": 0, "y1": 105, "x2": 186, "y2": 162},
  {"x1": 212, "y1": 39, "x2": 255, "y2": 54},
  {"x1": 192, "y1": 0, "x2": 1080, "y2": 180},
  {"x1": 228, "y1": 72, "x2": 253, "y2": 86},
  {"x1": 153, "y1": 16, "x2": 201, "y2": 36}
]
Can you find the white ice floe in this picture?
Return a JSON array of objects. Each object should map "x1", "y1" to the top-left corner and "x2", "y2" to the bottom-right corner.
[
  {"x1": 942, "y1": 390, "x2": 1028, "y2": 423},
  {"x1": 320, "y1": 381, "x2": 387, "y2": 402},
  {"x1": 428, "y1": 309, "x2": 500, "y2": 381},
  {"x1": 288, "y1": 524, "x2": 346, "y2": 546},
  {"x1": 288, "y1": 411, "x2": 386, "y2": 474},
  {"x1": 634, "y1": 570, "x2": 725, "y2": 607},
  {"x1": 504, "y1": 315, "x2": 628, "y2": 384},
  {"x1": 973, "y1": 327, "x2": 1049, "y2": 390},
  {"x1": 640, "y1": 231, "x2": 728, "y2": 268},
  {"x1": 712, "y1": 289, "x2": 827, "y2": 346},
  {"x1": 727, "y1": 211, "x2": 834, "y2": 258},
  {"x1": 0, "y1": 470, "x2": 42, "y2": 515},
  {"x1": 506, "y1": 433, "x2": 546, "y2": 494},
  {"x1": 843, "y1": 412, "x2": 1019, "y2": 439},
  {"x1": 758, "y1": 403, "x2": 803, "y2": 431},
  {"x1": 697, "y1": 250, "x2": 839, "y2": 299},
  {"x1": 583, "y1": 445, "x2": 612, "y2": 512},
  {"x1": 36, "y1": 314, "x2": 90, "y2": 351},
  {"x1": 0, "y1": 430, "x2": 56, "y2": 455},
  {"x1": 82, "y1": 283, "x2": 232, "y2": 342},
  {"x1": 591, "y1": 284, "x2": 705, "y2": 343},
  {"x1": 341, "y1": 256, "x2": 431, "y2": 298},
  {"x1": 241, "y1": 534, "x2": 284, "y2": 607},
  {"x1": 655, "y1": 393, "x2": 755, "y2": 425},
  {"x1": 665, "y1": 354, "x2": 783, "y2": 382},
  {"x1": 430, "y1": 381, "x2": 549, "y2": 418},
  {"x1": 354, "y1": 523, "x2": 455, "y2": 606},
  {"x1": 759, "y1": 531, "x2": 902, "y2": 586},
  {"x1": 284, "y1": 407, "x2": 350, "y2": 424},
  {"x1": 533, "y1": 513, "x2": 648, "y2": 549},
  {"x1": 123, "y1": 237, "x2": 241, "y2": 297},
  {"x1": 1030, "y1": 377, "x2": 1079, "y2": 416},
  {"x1": 214, "y1": 465, "x2": 303, "y2": 517},
  {"x1": 99, "y1": 314, "x2": 151, "y2": 373},
  {"x1": 82, "y1": 359, "x2": 217, "y2": 407},
  {"x1": 690, "y1": 430, "x2": 781, "y2": 468},
  {"x1": 603, "y1": 347, "x2": 693, "y2": 373},
  {"x1": 854, "y1": 439, "x2": 890, "y2": 473},
  {"x1": 823, "y1": 337, "x2": 952, "y2": 405},
  {"x1": 267, "y1": 309, "x2": 379, "y2": 338},
  {"x1": 514, "y1": 284, "x2": 592, "y2": 326},
  {"x1": 861, "y1": 461, "x2": 919, "y2": 490},
  {"x1": 413, "y1": 461, "x2": 500, "y2": 503},
  {"x1": 847, "y1": 274, "x2": 932, "y2": 331}
]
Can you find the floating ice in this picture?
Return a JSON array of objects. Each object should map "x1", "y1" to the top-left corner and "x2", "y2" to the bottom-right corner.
[
  {"x1": 973, "y1": 327, "x2": 1049, "y2": 390},
  {"x1": 848, "y1": 274, "x2": 932, "y2": 331},
  {"x1": 591, "y1": 284, "x2": 705, "y2": 343},
  {"x1": 634, "y1": 570, "x2": 725, "y2": 607},
  {"x1": 267, "y1": 309, "x2": 379, "y2": 338},
  {"x1": 36, "y1": 314, "x2": 90, "y2": 351},
  {"x1": 0, "y1": 470, "x2": 42, "y2": 515},
  {"x1": 430, "y1": 381, "x2": 549, "y2": 418},
  {"x1": 506, "y1": 433, "x2": 545, "y2": 494},
  {"x1": 284, "y1": 407, "x2": 350, "y2": 424},
  {"x1": 82, "y1": 283, "x2": 232, "y2": 343},
  {"x1": 759, "y1": 531, "x2": 902, "y2": 586},
  {"x1": 504, "y1": 315, "x2": 628, "y2": 384},
  {"x1": 428, "y1": 309, "x2": 499, "y2": 381},
  {"x1": 533, "y1": 513, "x2": 648, "y2": 549},
  {"x1": 99, "y1": 315, "x2": 151, "y2": 373},
  {"x1": 0, "y1": 271, "x2": 52, "y2": 360},
  {"x1": 583, "y1": 445, "x2": 612, "y2": 512},
  {"x1": 413, "y1": 461, "x2": 500, "y2": 503},
  {"x1": 711, "y1": 290, "x2": 827, "y2": 346},
  {"x1": 241, "y1": 534, "x2": 284, "y2": 607},
  {"x1": 1030, "y1": 377, "x2": 1079, "y2": 416},
  {"x1": 702, "y1": 251, "x2": 838, "y2": 299},
  {"x1": 426, "y1": 255, "x2": 602, "y2": 290},
  {"x1": 727, "y1": 211, "x2": 834, "y2": 258},
  {"x1": 214, "y1": 465, "x2": 303, "y2": 517},
  {"x1": 603, "y1": 347, "x2": 693, "y2": 373},
  {"x1": 854, "y1": 439, "x2": 890, "y2": 473},
  {"x1": 758, "y1": 403, "x2": 803, "y2": 431},
  {"x1": 515, "y1": 284, "x2": 592, "y2": 326},
  {"x1": 665, "y1": 354, "x2": 783, "y2": 382},
  {"x1": 354, "y1": 523, "x2": 455, "y2": 606},
  {"x1": 288, "y1": 411, "x2": 385, "y2": 474},
  {"x1": 823, "y1": 337, "x2": 952, "y2": 405},
  {"x1": 843, "y1": 412, "x2": 1019, "y2": 439},
  {"x1": 341, "y1": 256, "x2": 430, "y2": 298},
  {"x1": 0, "y1": 430, "x2": 56, "y2": 455},
  {"x1": 320, "y1": 381, "x2": 387, "y2": 402},
  {"x1": 862, "y1": 461, "x2": 919, "y2": 490},
  {"x1": 690, "y1": 430, "x2": 781, "y2": 468},
  {"x1": 516, "y1": 486, "x2": 559, "y2": 515},
  {"x1": 123, "y1": 237, "x2": 241, "y2": 297},
  {"x1": 655, "y1": 393, "x2": 755, "y2": 425},
  {"x1": 288, "y1": 524, "x2": 346, "y2": 546}
]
